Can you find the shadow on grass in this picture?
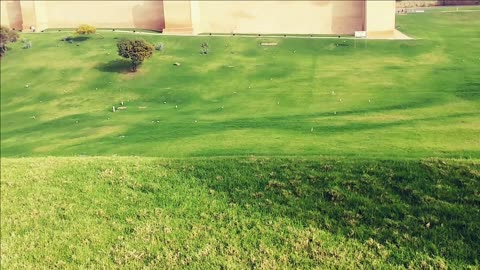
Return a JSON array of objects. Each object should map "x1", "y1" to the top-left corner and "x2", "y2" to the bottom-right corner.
[
  {"x1": 179, "y1": 158, "x2": 480, "y2": 266},
  {"x1": 96, "y1": 59, "x2": 132, "y2": 74},
  {"x1": 72, "y1": 36, "x2": 90, "y2": 42}
]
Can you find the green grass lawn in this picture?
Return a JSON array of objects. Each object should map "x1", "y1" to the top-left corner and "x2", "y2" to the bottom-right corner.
[
  {"x1": 1, "y1": 157, "x2": 479, "y2": 268},
  {"x1": 1, "y1": 7, "x2": 480, "y2": 269},
  {"x1": 1, "y1": 8, "x2": 479, "y2": 158}
]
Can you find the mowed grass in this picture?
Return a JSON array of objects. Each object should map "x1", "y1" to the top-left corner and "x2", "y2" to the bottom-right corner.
[
  {"x1": 1, "y1": 157, "x2": 479, "y2": 268},
  {"x1": 1, "y1": 7, "x2": 480, "y2": 269},
  {"x1": 1, "y1": 8, "x2": 479, "y2": 158}
]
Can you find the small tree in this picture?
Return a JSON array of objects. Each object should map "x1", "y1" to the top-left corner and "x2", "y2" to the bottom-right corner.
[
  {"x1": 75, "y1": 24, "x2": 96, "y2": 35},
  {"x1": 201, "y1": 42, "x2": 209, "y2": 54},
  {"x1": 0, "y1": 25, "x2": 19, "y2": 57},
  {"x1": 117, "y1": 39, "x2": 154, "y2": 72},
  {"x1": 22, "y1": 40, "x2": 32, "y2": 49}
]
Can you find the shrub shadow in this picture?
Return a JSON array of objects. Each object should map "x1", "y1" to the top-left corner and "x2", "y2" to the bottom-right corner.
[
  {"x1": 72, "y1": 36, "x2": 90, "y2": 42},
  {"x1": 96, "y1": 59, "x2": 132, "y2": 74},
  {"x1": 60, "y1": 36, "x2": 91, "y2": 43}
]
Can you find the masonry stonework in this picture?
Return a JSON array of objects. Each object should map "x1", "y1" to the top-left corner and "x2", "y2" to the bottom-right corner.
[{"x1": 1, "y1": 0, "x2": 396, "y2": 36}]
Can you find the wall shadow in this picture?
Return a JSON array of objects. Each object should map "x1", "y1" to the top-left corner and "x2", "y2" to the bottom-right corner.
[
  {"x1": 6, "y1": 0, "x2": 23, "y2": 30},
  {"x1": 132, "y1": 1, "x2": 165, "y2": 31},
  {"x1": 95, "y1": 59, "x2": 132, "y2": 74}
]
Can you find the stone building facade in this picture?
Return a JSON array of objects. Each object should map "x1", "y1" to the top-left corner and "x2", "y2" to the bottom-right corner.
[{"x1": 1, "y1": 0, "x2": 396, "y2": 36}]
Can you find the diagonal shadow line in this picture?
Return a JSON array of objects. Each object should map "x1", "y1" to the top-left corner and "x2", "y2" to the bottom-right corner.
[{"x1": 174, "y1": 158, "x2": 480, "y2": 264}]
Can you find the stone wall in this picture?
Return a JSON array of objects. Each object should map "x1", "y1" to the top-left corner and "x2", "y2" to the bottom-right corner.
[
  {"x1": 1, "y1": 0, "x2": 397, "y2": 36},
  {"x1": 1, "y1": 1, "x2": 23, "y2": 30},
  {"x1": 396, "y1": 0, "x2": 480, "y2": 8},
  {"x1": 1, "y1": 0, "x2": 165, "y2": 31},
  {"x1": 194, "y1": 1, "x2": 365, "y2": 35}
]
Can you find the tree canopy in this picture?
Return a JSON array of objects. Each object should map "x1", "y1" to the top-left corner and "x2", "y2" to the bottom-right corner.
[{"x1": 117, "y1": 39, "x2": 154, "y2": 72}]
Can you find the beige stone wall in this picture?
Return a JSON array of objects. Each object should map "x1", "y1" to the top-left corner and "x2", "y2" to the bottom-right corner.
[
  {"x1": 194, "y1": 1, "x2": 365, "y2": 34},
  {"x1": 0, "y1": 1, "x2": 10, "y2": 28},
  {"x1": 1, "y1": 0, "x2": 165, "y2": 31},
  {"x1": 365, "y1": 0, "x2": 396, "y2": 34},
  {"x1": 331, "y1": 1, "x2": 366, "y2": 34},
  {"x1": 1, "y1": 1, "x2": 23, "y2": 30},
  {"x1": 163, "y1": 0, "x2": 193, "y2": 33},
  {"x1": 1, "y1": 0, "x2": 396, "y2": 35},
  {"x1": 42, "y1": 1, "x2": 165, "y2": 30}
]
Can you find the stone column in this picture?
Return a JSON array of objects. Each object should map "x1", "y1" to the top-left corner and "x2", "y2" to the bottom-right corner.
[
  {"x1": 190, "y1": 0, "x2": 200, "y2": 34},
  {"x1": 19, "y1": 0, "x2": 36, "y2": 31},
  {"x1": 33, "y1": 1, "x2": 48, "y2": 31},
  {"x1": 365, "y1": 0, "x2": 396, "y2": 36},
  {"x1": 19, "y1": 0, "x2": 48, "y2": 31},
  {"x1": 162, "y1": 0, "x2": 195, "y2": 34}
]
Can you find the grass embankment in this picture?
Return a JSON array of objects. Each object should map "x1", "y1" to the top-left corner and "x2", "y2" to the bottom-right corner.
[
  {"x1": 1, "y1": 6, "x2": 479, "y2": 269},
  {"x1": 1, "y1": 157, "x2": 479, "y2": 268},
  {"x1": 1, "y1": 8, "x2": 479, "y2": 158}
]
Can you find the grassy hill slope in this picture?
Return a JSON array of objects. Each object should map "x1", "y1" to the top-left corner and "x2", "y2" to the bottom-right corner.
[
  {"x1": 1, "y1": 8, "x2": 479, "y2": 158},
  {"x1": 1, "y1": 7, "x2": 480, "y2": 269},
  {"x1": 1, "y1": 157, "x2": 479, "y2": 268}
]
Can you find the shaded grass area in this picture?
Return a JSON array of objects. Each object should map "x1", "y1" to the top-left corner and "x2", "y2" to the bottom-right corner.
[
  {"x1": 1, "y1": 8, "x2": 479, "y2": 158},
  {"x1": 1, "y1": 157, "x2": 479, "y2": 268}
]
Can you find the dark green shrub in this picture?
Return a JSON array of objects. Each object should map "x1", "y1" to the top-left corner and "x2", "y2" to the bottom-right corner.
[
  {"x1": 0, "y1": 25, "x2": 19, "y2": 57},
  {"x1": 117, "y1": 39, "x2": 154, "y2": 72}
]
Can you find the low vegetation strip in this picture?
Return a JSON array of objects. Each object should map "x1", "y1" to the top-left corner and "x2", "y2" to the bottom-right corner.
[{"x1": 1, "y1": 157, "x2": 479, "y2": 268}]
